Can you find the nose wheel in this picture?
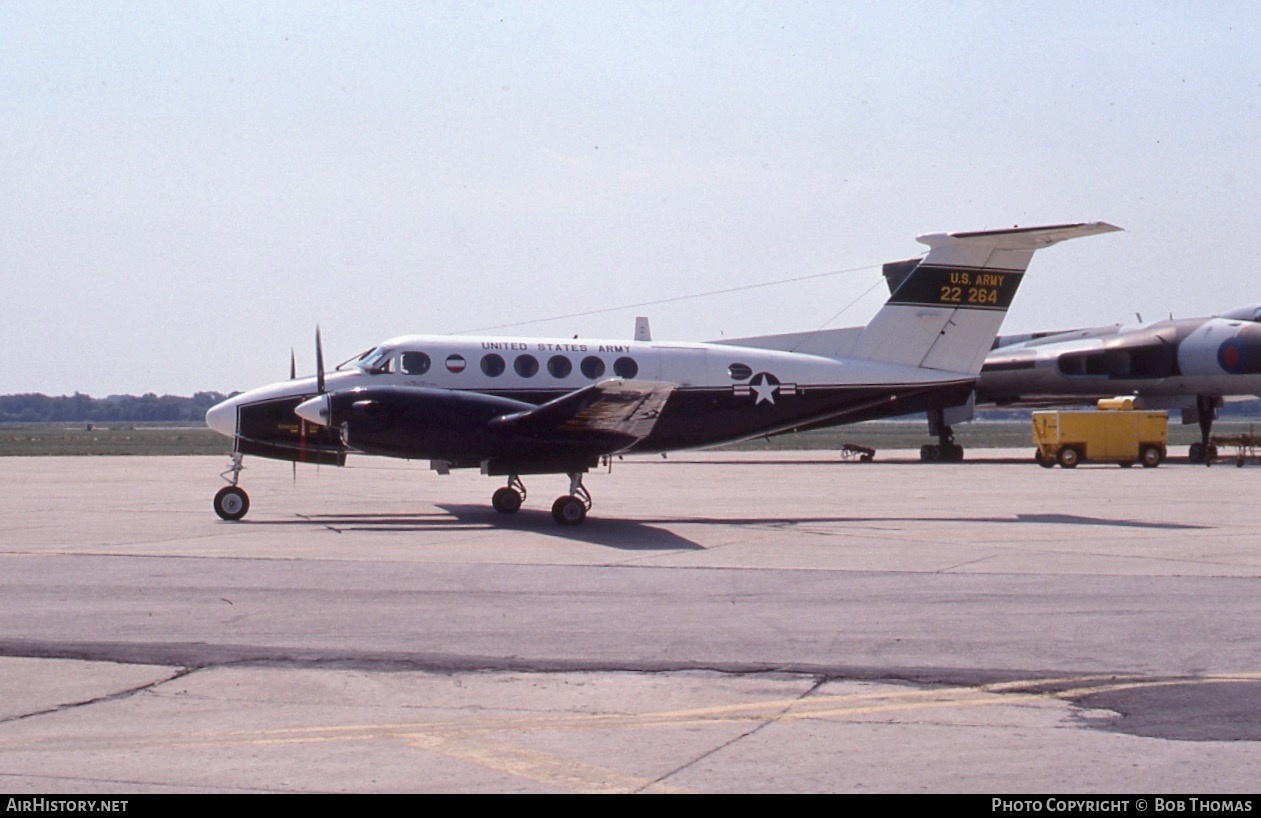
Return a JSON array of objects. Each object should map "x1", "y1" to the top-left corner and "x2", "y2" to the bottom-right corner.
[
  {"x1": 214, "y1": 485, "x2": 250, "y2": 521},
  {"x1": 213, "y1": 453, "x2": 250, "y2": 521}
]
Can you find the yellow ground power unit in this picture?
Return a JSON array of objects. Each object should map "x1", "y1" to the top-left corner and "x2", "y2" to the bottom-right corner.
[{"x1": 1032, "y1": 400, "x2": 1168, "y2": 468}]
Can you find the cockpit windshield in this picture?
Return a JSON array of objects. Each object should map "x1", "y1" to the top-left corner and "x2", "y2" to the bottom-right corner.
[
  {"x1": 1219, "y1": 305, "x2": 1261, "y2": 323},
  {"x1": 336, "y1": 348, "x2": 379, "y2": 371},
  {"x1": 337, "y1": 346, "x2": 394, "y2": 374}
]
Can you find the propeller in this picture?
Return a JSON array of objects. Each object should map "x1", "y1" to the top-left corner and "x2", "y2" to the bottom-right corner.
[
  {"x1": 316, "y1": 325, "x2": 325, "y2": 394},
  {"x1": 290, "y1": 349, "x2": 296, "y2": 380},
  {"x1": 295, "y1": 325, "x2": 333, "y2": 427}
]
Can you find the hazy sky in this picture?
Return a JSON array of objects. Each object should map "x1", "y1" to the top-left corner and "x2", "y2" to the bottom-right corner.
[{"x1": 5, "y1": 1, "x2": 1260, "y2": 396}]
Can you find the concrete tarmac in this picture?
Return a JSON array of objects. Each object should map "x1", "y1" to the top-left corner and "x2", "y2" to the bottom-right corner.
[{"x1": 1, "y1": 451, "x2": 1259, "y2": 793}]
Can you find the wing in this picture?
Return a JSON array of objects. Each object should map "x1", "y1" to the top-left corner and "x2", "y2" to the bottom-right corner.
[{"x1": 489, "y1": 379, "x2": 674, "y2": 449}]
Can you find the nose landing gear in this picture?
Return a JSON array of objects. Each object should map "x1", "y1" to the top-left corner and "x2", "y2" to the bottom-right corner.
[{"x1": 213, "y1": 453, "x2": 250, "y2": 521}]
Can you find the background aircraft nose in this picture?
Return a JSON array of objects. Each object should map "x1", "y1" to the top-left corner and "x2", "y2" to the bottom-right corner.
[
  {"x1": 205, "y1": 400, "x2": 238, "y2": 437},
  {"x1": 295, "y1": 394, "x2": 331, "y2": 426}
]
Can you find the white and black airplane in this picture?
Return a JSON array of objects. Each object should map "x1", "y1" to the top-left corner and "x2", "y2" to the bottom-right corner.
[
  {"x1": 205, "y1": 221, "x2": 1118, "y2": 524},
  {"x1": 971, "y1": 305, "x2": 1261, "y2": 462}
]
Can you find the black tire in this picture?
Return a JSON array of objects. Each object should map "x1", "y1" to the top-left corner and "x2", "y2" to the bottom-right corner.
[
  {"x1": 551, "y1": 495, "x2": 587, "y2": 526},
  {"x1": 859, "y1": 453, "x2": 873, "y2": 463},
  {"x1": 920, "y1": 445, "x2": 934, "y2": 462},
  {"x1": 946, "y1": 444, "x2": 964, "y2": 462},
  {"x1": 213, "y1": 486, "x2": 249, "y2": 521},
  {"x1": 491, "y1": 487, "x2": 523, "y2": 514},
  {"x1": 1118, "y1": 461, "x2": 1134, "y2": 468},
  {"x1": 1188, "y1": 442, "x2": 1204, "y2": 463},
  {"x1": 1035, "y1": 449, "x2": 1054, "y2": 468},
  {"x1": 1139, "y1": 445, "x2": 1163, "y2": 468},
  {"x1": 1057, "y1": 446, "x2": 1081, "y2": 469}
]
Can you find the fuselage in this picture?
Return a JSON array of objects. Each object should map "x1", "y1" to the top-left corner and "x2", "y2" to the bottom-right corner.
[
  {"x1": 207, "y1": 333, "x2": 974, "y2": 463},
  {"x1": 979, "y1": 310, "x2": 1261, "y2": 407}
]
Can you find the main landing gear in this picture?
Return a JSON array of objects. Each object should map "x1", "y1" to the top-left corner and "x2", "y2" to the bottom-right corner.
[
  {"x1": 491, "y1": 472, "x2": 592, "y2": 526},
  {"x1": 1187, "y1": 395, "x2": 1221, "y2": 466},
  {"x1": 920, "y1": 410, "x2": 964, "y2": 463},
  {"x1": 213, "y1": 453, "x2": 250, "y2": 521}
]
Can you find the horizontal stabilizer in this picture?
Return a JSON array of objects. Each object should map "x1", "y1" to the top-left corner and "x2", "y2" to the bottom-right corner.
[{"x1": 852, "y1": 222, "x2": 1121, "y2": 374}]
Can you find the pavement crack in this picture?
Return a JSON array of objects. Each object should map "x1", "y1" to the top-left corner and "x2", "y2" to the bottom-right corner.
[
  {"x1": 0, "y1": 666, "x2": 198, "y2": 725},
  {"x1": 635, "y1": 674, "x2": 829, "y2": 793}
]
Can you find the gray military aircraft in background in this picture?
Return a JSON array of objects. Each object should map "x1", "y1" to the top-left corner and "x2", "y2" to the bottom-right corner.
[{"x1": 904, "y1": 303, "x2": 1261, "y2": 463}]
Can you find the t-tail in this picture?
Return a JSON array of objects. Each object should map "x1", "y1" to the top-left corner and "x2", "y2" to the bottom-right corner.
[{"x1": 852, "y1": 222, "x2": 1121, "y2": 375}]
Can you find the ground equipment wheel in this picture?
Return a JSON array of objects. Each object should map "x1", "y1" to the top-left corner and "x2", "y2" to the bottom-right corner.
[
  {"x1": 1057, "y1": 446, "x2": 1081, "y2": 469},
  {"x1": 1140, "y1": 445, "x2": 1163, "y2": 468},
  {"x1": 551, "y1": 495, "x2": 587, "y2": 526},
  {"x1": 213, "y1": 486, "x2": 250, "y2": 521}
]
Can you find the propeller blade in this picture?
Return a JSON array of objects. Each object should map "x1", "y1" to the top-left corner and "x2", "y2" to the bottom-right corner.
[
  {"x1": 316, "y1": 326, "x2": 325, "y2": 394},
  {"x1": 290, "y1": 349, "x2": 296, "y2": 380}
]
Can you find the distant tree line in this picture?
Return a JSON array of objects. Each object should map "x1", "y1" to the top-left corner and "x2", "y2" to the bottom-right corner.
[{"x1": 0, "y1": 392, "x2": 234, "y2": 423}]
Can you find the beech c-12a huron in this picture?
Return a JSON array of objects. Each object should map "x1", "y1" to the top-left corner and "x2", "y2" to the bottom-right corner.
[{"x1": 205, "y1": 222, "x2": 1119, "y2": 525}]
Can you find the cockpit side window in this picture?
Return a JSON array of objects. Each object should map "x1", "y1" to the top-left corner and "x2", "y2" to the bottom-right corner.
[{"x1": 401, "y1": 351, "x2": 431, "y2": 375}]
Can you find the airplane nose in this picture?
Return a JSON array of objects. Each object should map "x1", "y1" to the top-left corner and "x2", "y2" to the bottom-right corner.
[
  {"x1": 205, "y1": 399, "x2": 238, "y2": 437},
  {"x1": 295, "y1": 394, "x2": 331, "y2": 426}
]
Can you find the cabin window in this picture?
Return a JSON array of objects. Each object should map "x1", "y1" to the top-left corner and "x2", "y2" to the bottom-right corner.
[
  {"x1": 401, "y1": 352, "x2": 431, "y2": 375},
  {"x1": 514, "y1": 354, "x2": 539, "y2": 378},
  {"x1": 613, "y1": 356, "x2": 638, "y2": 378},
  {"x1": 728, "y1": 363, "x2": 752, "y2": 380},
  {"x1": 481, "y1": 354, "x2": 505, "y2": 377},
  {"x1": 445, "y1": 354, "x2": 467, "y2": 374},
  {"x1": 547, "y1": 355, "x2": 573, "y2": 378},
  {"x1": 581, "y1": 356, "x2": 605, "y2": 379}
]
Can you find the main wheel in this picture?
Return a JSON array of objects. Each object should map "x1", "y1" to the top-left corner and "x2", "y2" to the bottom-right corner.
[
  {"x1": 1139, "y1": 444, "x2": 1163, "y2": 468},
  {"x1": 1188, "y1": 442, "x2": 1204, "y2": 463},
  {"x1": 213, "y1": 486, "x2": 250, "y2": 521},
  {"x1": 1057, "y1": 446, "x2": 1081, "y2": 469},
  {"x1": 491, "y1": 487, "x2": 523, "y2": 514},
  {"x1": 551, "y1": 495, "x2": 587, "y2": 526}
]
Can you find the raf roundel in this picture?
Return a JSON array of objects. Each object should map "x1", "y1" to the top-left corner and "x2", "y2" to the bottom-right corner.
[{"x1": 1218, "y1": 339, "x2": 1245, "y2": 374}]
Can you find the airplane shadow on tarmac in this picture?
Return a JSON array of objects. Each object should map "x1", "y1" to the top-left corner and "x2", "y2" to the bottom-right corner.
[
  {"x1": 245, "y1": 507, "x2": 705, "y2": 551},
  {"x1": 240, "y1": 508, "x2": 1208, "y2": 551}
]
